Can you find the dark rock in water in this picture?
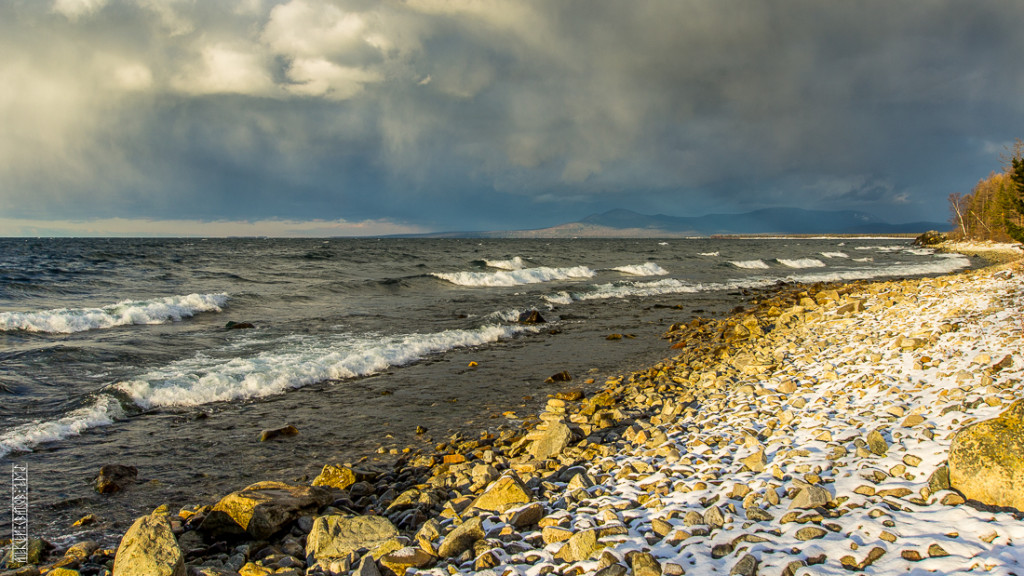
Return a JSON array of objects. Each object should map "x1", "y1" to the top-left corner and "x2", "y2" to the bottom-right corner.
[
  {"x1": 95, "y1": 464, "x2": 138, "y2": 494},
  {"x1": 257, "y1": 425, "x2": 299, "y2": 442},
  {"x1": 225, "y1": 321, "x2": 256, "y2": 330},
  {"x1": 914, "y1": 230, "x2": 946, "y2": 246},
  {"x1": 73, "y1": 513, "x2": 99, "y2": 527},
  {"x1": 518, "y1": 310, "x2": 546, "y2": 324},
  {"x1": 545, "y1": 371, "x2": 572, "y2": 384}
]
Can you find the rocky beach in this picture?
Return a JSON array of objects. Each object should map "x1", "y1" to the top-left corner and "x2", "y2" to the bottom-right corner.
[{"x1": 5, "y1": 241, "x2": 1024, "y2": 576}]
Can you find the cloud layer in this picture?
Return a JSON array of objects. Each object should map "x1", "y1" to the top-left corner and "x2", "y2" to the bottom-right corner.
[{"x1": 2, "y1": 0, "x2": 1023, "y2": 233}]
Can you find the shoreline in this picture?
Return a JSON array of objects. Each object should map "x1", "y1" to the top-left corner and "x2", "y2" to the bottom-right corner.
[{"x1": 5, "y1": 241, "x2": 1023, "y2": 576}]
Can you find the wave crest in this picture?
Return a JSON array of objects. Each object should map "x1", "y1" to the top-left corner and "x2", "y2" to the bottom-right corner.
[
  {"x1": 0, "y1": 293, "x2": 229, "y2": 334},
  {"x1": 730, "y1": 260, "x2": 770, "y2": 269},
  {"x1": 116, "y1": 324, "x2": 534, "y2": 409},
  {"x1": 777, "y1": 258, "x2": 826, "y2": 269},
  {"x1": 611, "y1": 263, "x2": 669, "y2": 276},
  {"x1": 433, "y1": 266, "x2": 595, "y2": 287},
  {"x1": 0, "y1": 396, "x2": 125, "y2": 458}
]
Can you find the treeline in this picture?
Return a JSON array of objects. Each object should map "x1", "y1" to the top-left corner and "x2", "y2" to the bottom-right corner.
[{"x1": 949, "y1": 139, "x2": 1024, "y2": 242}]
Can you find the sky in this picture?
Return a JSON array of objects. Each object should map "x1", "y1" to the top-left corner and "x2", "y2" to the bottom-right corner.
[{"x1": 2, "y1": 0, "x2": 1023, "y2": 237}]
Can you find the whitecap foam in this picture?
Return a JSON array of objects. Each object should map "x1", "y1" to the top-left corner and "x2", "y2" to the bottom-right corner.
[
  {"x1": 730, "y1": 260, "x2": 770, "y2": 269},
  {"x1": 0, "y1": 293, "x2": 229, "y2": 334},
  {"x1": 543, "y1": 292, "x2": 574, "y2": 306},
  {"x1": 610, "y1": 263, "x2": 669, "y2": 276},
  {"x1": 698, "y1": 252, "x2": 720, "y2": 257},
  {"x1": 545, "y1": 277, "x2": 777, "y2": 304},
  {"x1": 432, "y1": 266, "x2": 595, "y2": 287},
  {"x1": 545, "y1": 254, "x2": 971, "y2": 305},
  {"x1": 853, "y1": 257, "x2": 874, "y2": 262},
  {"x1": 904, "y1": 247, "x2": 936, "y2": 256},
  {"x1": 820, "y1": 251, "x2": 849, "y2": 258},
  {"x1": 484, "y1": 257, "x2": 526, "y2": 270},
  {"x1": 0, "y1": 396, "x2": 125, "y2": 458},
  {"x1": 116, "y1": 324, "x2": 534, "y2": 409},
  {"x1": 777, "y1": 258, "x2": 826, "y2": 269},
  {"x1": 785, "y1": 254, "x2": 970, "y2": 283}
]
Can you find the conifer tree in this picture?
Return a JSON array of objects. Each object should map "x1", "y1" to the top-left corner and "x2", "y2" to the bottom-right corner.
[{"x1": 1005, "y1": 157, "x2": 1024, "y2": 242}]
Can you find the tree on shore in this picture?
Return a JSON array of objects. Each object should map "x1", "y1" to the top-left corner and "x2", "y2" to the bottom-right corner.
[
  {"x1": 948, "y1": 192, "x2": 968, "y2": 238},
  {"x1": 950, "y1": 138, "x2": 1024, "y2": 242},
  {"x1": 1005, "y1": 156, "x2": 1024, "y2": 242}
]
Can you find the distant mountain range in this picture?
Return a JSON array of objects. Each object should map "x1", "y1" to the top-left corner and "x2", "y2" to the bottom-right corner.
[{"x1": 416, "y1": 208, "x2": 949, "y2": 238}]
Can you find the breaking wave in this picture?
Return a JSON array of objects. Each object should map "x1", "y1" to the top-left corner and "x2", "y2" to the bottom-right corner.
[
  {"x1": 544, "y1": 254, "x2": 970, "y2": 305},
  {"x1": 0, "y1": 396, "x2": 125, "y2": 459},
  {"x1": 0, "y1": 293, "x2": 229, "y2": 334},
  {"x1": 777, "y1": 258, "x2": 827, "y2": 269},
  {"x1": 116, "y1": 324, "x2": 534, "y2": 409},
  {"x1": 433, "y1": 266, "x2": 595, "y2": 287},
  {"x1": 611, "y1": 263, "x2": 669, "y2": 276},
  {"x1": 0, "y1": 323, "x2": 535, "y2": 457},
  {"x1": 730, "y1": 260, "x2": 770, "y2": 269}
]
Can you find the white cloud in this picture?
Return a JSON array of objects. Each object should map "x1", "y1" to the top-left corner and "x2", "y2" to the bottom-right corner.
[
  {"x1": 263, "y1": 0, "x2": 390, "y2": 100},
  {"x1": 113, "y1": 63, "x2": 154, "y2": 91},
  {"x1": 173, "y1": 44, "x2": 276, "y2": 96},
  {"x1": 52, "y1": 0, "x2": 107, "y2": 20},
  {"x1": 264, "y1": 0, "x2": 368, "y2": 58},
  {"x1": 284, "y1": 57, "x2": 381, "y2": 100}
]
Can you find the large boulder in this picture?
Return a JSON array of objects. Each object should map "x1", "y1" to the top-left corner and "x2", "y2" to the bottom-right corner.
[
  {"x1": 305, "y1": 515, "x2": 399, "y2": 565},
  {"x1": 914, "y1": 230, "x2": 946, "y2": 246},
  {"x1": 200, "y1": 481, "x2": 332, "y2": 540},
  {"x1": 949, "y1": 399, "x2": 1024, "y2": 510},
  {"x1": 112, "y1": 511, "x2": 185, "y2": 576}
]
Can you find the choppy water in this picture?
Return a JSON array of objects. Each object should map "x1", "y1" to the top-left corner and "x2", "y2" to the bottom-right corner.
[{"x1": 0, "y1": 237, "x2": 972, "y2": 544}]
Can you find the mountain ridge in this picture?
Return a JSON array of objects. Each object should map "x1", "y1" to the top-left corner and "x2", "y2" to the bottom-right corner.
[{"x1": 409, "y1": 208, "x2": 949, "y2": 238}]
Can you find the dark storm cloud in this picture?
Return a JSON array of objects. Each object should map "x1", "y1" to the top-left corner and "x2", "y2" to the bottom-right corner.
[{"x1": 2, "y1": 0, "x2": 1022, "y2": 234}]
